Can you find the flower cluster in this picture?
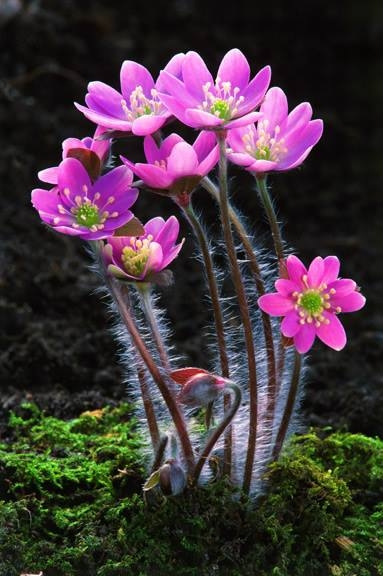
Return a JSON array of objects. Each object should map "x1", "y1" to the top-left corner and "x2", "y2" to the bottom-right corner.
[{"x1": 31, "y1": 48, "x2": 365, "y2": 499}]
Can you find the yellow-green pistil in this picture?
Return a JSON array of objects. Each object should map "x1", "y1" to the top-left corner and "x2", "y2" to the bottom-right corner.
[
  {"x1": 121, "y1": 236, "x2": 153, "y2": 277},
  {"x1": 75, "y1": 203, "x2": 100, "y2": 228},
  {"x1": 210, "y1": 99, "x2": 231, "y2": 120},
  {"x1": 293, "y1": 277, "x2": 340, "y2": 328}
]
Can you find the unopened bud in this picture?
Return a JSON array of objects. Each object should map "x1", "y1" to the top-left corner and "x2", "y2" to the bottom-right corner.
[
  {"x1": 159, "y1": 459, "x2": 186, "y2": 496},
  {"x1": 178, "y1": 373, "x2": 227, "y2": 407}
]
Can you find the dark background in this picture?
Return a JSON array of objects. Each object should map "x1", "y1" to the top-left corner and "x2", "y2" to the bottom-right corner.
[{"x1": 1, "y1": 0, "x2": 382, "y2": 436}]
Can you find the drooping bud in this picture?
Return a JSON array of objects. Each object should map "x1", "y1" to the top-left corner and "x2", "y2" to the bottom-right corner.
[
  {"x1": 170, "y1": 367, "x2": 228, "y2": 407},
  {"x1": 158, "y1": 459, "x2": 187, "y2": 496}
]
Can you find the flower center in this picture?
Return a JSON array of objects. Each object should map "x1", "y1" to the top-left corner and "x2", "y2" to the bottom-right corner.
[
  {"x1": 299, "y1": 290, "x2": 323, "y2": 315},
  {"x1": 75, "y1": 202, "x2": 100, "y2": 228},
  {"x1": 199, "y1": 78, "x2": 244, "y2": 121},
  {"x1": 242, "y1": 120, "x2": 288, "y2": 162},
  {"x1": 121, "y1": 86, "x2": 163, "y2": 120},
  {"x1": 121, "y1": 235, "x2": 153, "y2": 277},
  {"x1": 292, "y1": 276, "x2": 341, "y2": 328}
]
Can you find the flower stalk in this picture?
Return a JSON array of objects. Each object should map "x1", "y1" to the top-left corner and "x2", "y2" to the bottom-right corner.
[{"x1": 216, "y1": 131, "x2": 258, "y2": 495}]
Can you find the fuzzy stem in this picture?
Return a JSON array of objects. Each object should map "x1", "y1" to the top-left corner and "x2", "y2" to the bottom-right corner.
[
  {"x1": 136, "y1": 359, "x2": 161, "y2": 450},
  {"x1": 202, "y1": 177, "x2": 277, "y2": 426},
  {"x1": 255, "y1": 175, "x2": 287, "y2": 396},
  {"x1": 183, "y1": 204, "x2": 230, "y2": 379},
  {"x1": 255, "y1": 176, "x2": 284, "y2": 264},
  {"x1": 137, "y1": 285, "x2": 171, "y2": 371},
  {"x1": 192, "y1": 383, "x2": 241, "y2": 485},
  {"x1": 272, "y1": 350, "x2": 302, "y2": 460},
  {"x1": 151, "y1": 434, "x2": 168, "y2": 473},
  {"x1": 182, "y1": 203, "x2": 232, "y2": 474},
  {"x1": 108, "y1": 278, "x2": 195, "y2": 474},
  {"x1": 216, "y1": 131, "x2": 258, "y2": 495}
]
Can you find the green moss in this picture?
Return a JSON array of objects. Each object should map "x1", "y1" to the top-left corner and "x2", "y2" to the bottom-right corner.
[{"x1": 0, "y1": 406, "x2": 382, "y2": 576}]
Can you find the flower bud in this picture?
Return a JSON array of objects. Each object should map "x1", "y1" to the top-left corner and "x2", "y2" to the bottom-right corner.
[
  {"x1": 158, "y1": 459, "x2": 186, "y2": 496},
  {"x1": 177, "y1": 372, "x2": 227, "y2": 407}
]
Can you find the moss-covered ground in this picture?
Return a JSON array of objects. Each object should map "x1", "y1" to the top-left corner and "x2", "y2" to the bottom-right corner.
[{"x1": 0, "y1": 403, "x2": 382, "y2": 576}]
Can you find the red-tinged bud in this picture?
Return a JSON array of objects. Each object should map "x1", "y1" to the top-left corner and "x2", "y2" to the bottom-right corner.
[
  {"x1": 159, "y1": 459, "x2": 186, "y2": 496},
  {"x1": 177, "y1": 372, "x2": 227, "y2": 407}
]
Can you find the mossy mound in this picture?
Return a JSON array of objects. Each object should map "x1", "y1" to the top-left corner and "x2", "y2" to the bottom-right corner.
[{"x1": 0, "y1": 404, "x2": 382, "y2": 576}]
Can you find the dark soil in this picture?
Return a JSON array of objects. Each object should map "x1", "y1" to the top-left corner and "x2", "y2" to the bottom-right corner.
[{"x1": 1, "y1": 0, "x2": 382, "y2": 437}]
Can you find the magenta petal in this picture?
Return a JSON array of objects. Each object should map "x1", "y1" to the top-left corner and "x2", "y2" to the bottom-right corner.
[
  {"x1": 38, "y1": 167, "x2": 58, "y2": 184},
  {"x1": 143, "y1": 136, "x2": 161, "y2": 163},
  {"x1": 156, "y1": 93, "x2": 190, "y2": 125},
  {"x1": 184, "y1": 108, "x2": 223, "y2": 128},
  {"x1": 145, "y1": 242, "x2": 164, "y2": 274},
  {"x1": 197, "y1": 144, "x2": 219, "y2": 176},
  {"x1": 275, "y1": 279, "x2": 300, "y2": 296},
  {"x1": 86, "y1": 81, "x2": 124, "y2": 116},
  {"x1": 155, "y1": 215, "x2": 180, "y2": 252},
  {"x1": 217, "y1": 48, "x2": 250, "y2": 90},
  {"x1": 281, "y1": 311, "x2": 301, "y2": 337},
  {"x1": 316, "y1": 313, "x2": 347, "y2": 351},
  {"x1": 74, "y1": 103, "x2": 132, "y2": 131},
  {"x1": 161, "y1": 239, "x2": 184, "y2": 268},
  {"x1": 278, "y1": 120, "x2": 323, "y2": 170},
  {"x1": 132, "y1": 114, "x2": 167, "y2": 136},
  {"x1": 281, "y1": 102, "x2": 313, "y2": 137},
  {"x1": 331, "y1": 292, "x2": 366, "y2": 313},
  {"x1": 32, "y1": 188, "x2": 61, "y2": 214},
  {"x1": 144, "y1": 217, "x2": 166, "y2": 239},
  {"x1": 322, "y1": 256, "x2": 340, "y2": 285},
  {"x1": 227, "y1": 125, "x2": 250, "y2": 152},
  {"x1": 131, "y1": 163, "x2": 172, "y2": 189},
  {"x1": 327, "y1": 279, "x2": 357, "y2": 298},
  {"x1": 93, "y1": 166, "x2": 135, "y2": 204},
  {"x1": 294, "y1": 323, "x2": 316, "y2": 353},
  {"x1": 58, "y1": 158, "x2": 91, "y2": 197},
  {"x1": 307, "y1": 256, "x2": 324, "y2": 287},
  {"x1": 157, "y1": 71, "x2": 199, "y2": 107},
  {"x1": 227, "y1": 152, "x2": 255, "y2": 168},
  {"x1": 286, "y1": 255, "x2": 307, "y2": 286},
  {"x1": 157, "y1": 53, "x2": 186, "y2": 86},
  {"x1": 258, "y1": 293, "x2": 294, "y2": 316},
  {"x1": 193, "y1": 131, "x2": 217, "y2": 162},
  {"x1": 52, "y1": 225, "x2": 83, "y2": 237},
  {"x1": 260, "y1": 87, "x2": 288, "y2": 133},
  {"x1": 167, "y1": 142, "x2": 199, "y2": 176},
  {"x1": 247, "y1": 159, "x2": 278, "y2": 173},
  {"x1": 120, "y1": 61, "x2": 155, "y2": 99},
  {"x1": 239, "y1": 65, "x2": 272, "y2": 113},
  {"x1": 224, "y1": 111, "x2": 263, "y2": 129},
  {"x1": 158, "y1": 133, "x2": 185, "y2": 160},
  {"x1": 182, "y1": 51, "x2": 214, "y2": 100}
]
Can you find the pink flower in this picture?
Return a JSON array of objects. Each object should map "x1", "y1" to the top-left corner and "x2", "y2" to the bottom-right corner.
[
  {"x1": 258, "y1": 255, "x2": 366, "y2": 353},
  {"x1": 38, "y1": 126, "x2": 111, "y2": 184},
  {"x1": 32, "y1": 158, "x2": 138, "y2": 240},
  {"x1": 121, "y1": 131, "x2": 218, "y2": 196},
  {"x1": 74, "y1": 60, "x2": 176, "y2": 136},
  {"x1": 157, "y1": 48, "x2": 270, "y2": 130},
  {"x1": 103, "y1": 216, "x2": 184, "y2": 282},
  {"x1": 227, "y1": 87, "x2": 323, "y2": 173}
]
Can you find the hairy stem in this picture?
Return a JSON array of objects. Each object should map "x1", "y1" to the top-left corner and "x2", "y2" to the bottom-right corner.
[
  {"x1": 137, "y1": 285, "x2": 171, "y2": 371},
  {"x1": 182, "y1": 203, "x2": 232, "y2": 474},
  {"x1": 202, "y1": 177, "x2": 277, "y2": 430},
  {"x1": 272, "y1": 350, "x2": 302, "y2": 460},
  {"x1": 109, "y1": 278, "x2": 195, "y2": 474},
  {"x1": 136, "y1": 359, "x2": 161, "y2": 450},
  {"x1": 216, "y1": 131, "x2": 258, "y2": 495},
  {"x1": 255, "y1": 175, "x2": 286, "y2": 397},
  {"x1": 192, "y1": 383, "x2": 241, "y2": 485}
]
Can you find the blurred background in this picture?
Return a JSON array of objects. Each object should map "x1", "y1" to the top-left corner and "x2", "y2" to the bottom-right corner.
[{"x1": 0, "y1": 0, "x2": 382, "y2": 436}]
